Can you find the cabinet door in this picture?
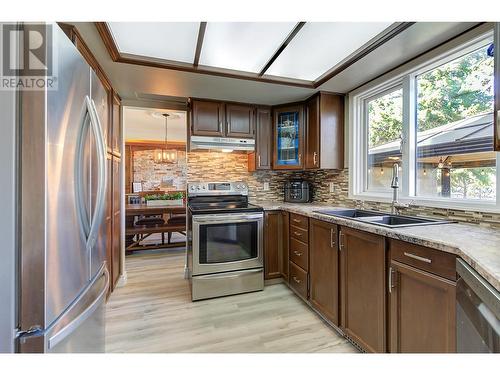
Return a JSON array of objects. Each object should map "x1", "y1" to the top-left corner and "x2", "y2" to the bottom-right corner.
[
  {"x1": 280, "y1": 211, "x2": 290, "y2": 280},
  {"x1": 191, "y1": 100, "x2": 224, "y2": 136},
  {"x1": 226, "y1": 104, "x2": 255, "y2": 138},
  {"x1": 105, "y1": 154, "x2": 113, "y2": 296},
  {"x1": 389, "y1": 260, "x2": 456, "y2": 353},
  {"x1": 91, "y1": 70, "x2": 110, "y2": 152},
  {"x1": 494, "y1": 23, "x2": 500, "y2": 151},
  {"x1": 255, "y1": 107, "x2": 272, "y2": 169},
  {"x1": 112, "y1": 93, "x2": 122, "y2": 156},
  {"x1": 310, "y1": 219, "x2": 339, "y2": 326},
  {"x1": 340, "y1": 226, "x2": 386, "y2": 353},
  {"x1": 305, "y1": 95, "x2": 320, "y2": 169},
  {"x1": 264, "y1": 211, "x2": 281, "y2": 279},
  {"x1": 273, "y1": 105, "x2": 304, "y2": 170},
  {"x1": 111, "y1": 156, "x2": 122, "y2": 289}
]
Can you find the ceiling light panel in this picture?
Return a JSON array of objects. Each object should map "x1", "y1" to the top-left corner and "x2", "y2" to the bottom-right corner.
[
  {"x1": 199, "y1": 22, "x2": 297, "y2": 73},
  {"x1": 265, "y1": 22, "x2": 393, "y2": 81},
  {"x1": 109, "y1": 22, "x2": 200, "y2": 63}
]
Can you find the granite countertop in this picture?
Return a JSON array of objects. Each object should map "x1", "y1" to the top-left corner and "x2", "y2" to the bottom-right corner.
[{"x1": 256, "y1": 201, "x2": 500, "y2": 292}]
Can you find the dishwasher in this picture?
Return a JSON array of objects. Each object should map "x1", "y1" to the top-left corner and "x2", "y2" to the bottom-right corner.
[{"x1": 456, "y1": 259, "x2": 500, "y2": 353}]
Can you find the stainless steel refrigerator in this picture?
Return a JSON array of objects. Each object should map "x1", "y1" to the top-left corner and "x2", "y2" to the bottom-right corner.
[{"x1": 7, "y1": 23, "x2": 109, "y2": 353}]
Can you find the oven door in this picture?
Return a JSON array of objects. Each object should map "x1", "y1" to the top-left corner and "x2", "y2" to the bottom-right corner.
[{"x1": 192, "y1": 212, "x2": 263, "y2": 275}]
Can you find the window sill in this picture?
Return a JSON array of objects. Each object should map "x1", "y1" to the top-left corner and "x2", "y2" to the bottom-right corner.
[{"x1": 349, "y1": 192, "x2": 500, "y2": 214}]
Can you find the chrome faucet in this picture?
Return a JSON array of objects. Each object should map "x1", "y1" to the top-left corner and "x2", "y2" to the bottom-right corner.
[{"x1": 390, "y1": 163, "x2": 408, "y2": 215}]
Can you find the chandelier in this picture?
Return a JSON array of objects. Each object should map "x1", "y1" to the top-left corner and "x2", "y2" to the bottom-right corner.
[{"x1": 154, "y1": 113, "x2": 178, "y2": 164}]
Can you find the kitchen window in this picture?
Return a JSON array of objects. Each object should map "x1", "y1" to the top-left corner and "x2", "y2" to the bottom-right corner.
[{"x1": 349, "y1": 31, "x2": 500, "y2": 210}]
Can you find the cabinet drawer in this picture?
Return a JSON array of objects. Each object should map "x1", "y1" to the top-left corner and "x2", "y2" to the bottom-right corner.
[
  {"x1": 290, "y1": 225, "x2": 308, "y2": 243},
  {"x1": 290, "y1": 237, "x2": 309, "y2": 270},
  {"x1": 289, "y1": 261, "x2": 308, "y2": 300},
  {"x1": 390, "y1": 239, "x2": 456, "y2": 281},
  {"x1": 290, "y1": 213, "x2": 308, "y2": 230}
]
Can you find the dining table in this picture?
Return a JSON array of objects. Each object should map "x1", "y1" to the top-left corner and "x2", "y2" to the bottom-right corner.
[{"x1": 125, "y1": 203, "x2": 187, "y2": 251}]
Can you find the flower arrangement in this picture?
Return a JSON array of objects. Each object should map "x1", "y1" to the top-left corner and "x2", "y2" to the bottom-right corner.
[{"x1": 144, "y1": 192, "x2": 184, "y2": 206}]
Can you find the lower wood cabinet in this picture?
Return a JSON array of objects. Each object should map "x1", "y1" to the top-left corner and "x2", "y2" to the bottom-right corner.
[
  {"x1": 264, "y1": 211, "x2": 281, "y2": 279},
  {"x1": 289, "y1": 261, "x2": 308, "y2": 300},
  {"x1": 389, "y1": 242, "x2": 456, "y2": 353},
  {"x1": 280, "y1": 211, "x2": 290, "y2": 280},
  {"x1": 309, "y1": 219, "x2": 339, "y2": 326},
  {"x1": 340, "y1": 226, "x2": 386, "y2": 353}
]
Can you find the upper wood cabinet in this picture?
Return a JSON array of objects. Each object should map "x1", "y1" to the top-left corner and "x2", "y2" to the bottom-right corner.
[
  {"x1": 305, "y1": 93, "x2": 344, "y2": 170},
  {"x1": 111, "y1": 92, "x2": 122, "y2": 156},
  {"x1": 190, "y1": 99, "x2": 256, "y2": 138},
  {"x1": 309, "y1": 219, "x2": 340, "y2": 326},
  {"x1": 226, "y1": 104, "x2": 255, "y2": 138},
  {"x1": 340, "y1": 226, "x2": 386, "y2": 353},
  {"x1": 251, "y1": 107, "x2": 272, "y2": 170},
  {"x1": 191, "y1": 100, "x2": 225, "y2": 137},
  {"x1": 494, "y1": 23, "x2": 500, "y2": 151},
  {"x1": 273, "y1": 105, "x2": 305, "y2": 170}
]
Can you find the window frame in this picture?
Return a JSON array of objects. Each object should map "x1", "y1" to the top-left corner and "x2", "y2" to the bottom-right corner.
[{"x1": 349, "y1": 30, "x2": 500, "y2": 212}]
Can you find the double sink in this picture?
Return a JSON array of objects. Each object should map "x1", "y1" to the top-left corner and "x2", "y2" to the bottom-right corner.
[{"x1": 314, "y1": 209, "x2": 453, "y2": 228}]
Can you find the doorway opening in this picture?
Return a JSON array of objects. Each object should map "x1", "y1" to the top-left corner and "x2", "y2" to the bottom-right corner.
[{"x1": 122, "y1": 106, "x2": 187, "y2": 256}]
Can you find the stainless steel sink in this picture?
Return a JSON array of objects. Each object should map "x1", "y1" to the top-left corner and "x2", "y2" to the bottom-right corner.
[
  {"x1": 314, "y1": 209, "x2": 382, "y2": 218},
  {"x1": 314, "y1": 209, "x2": 453, "y2": 228}
]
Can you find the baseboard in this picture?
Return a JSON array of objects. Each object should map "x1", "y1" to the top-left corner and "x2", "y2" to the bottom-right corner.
[{"x1": 117, "y1": 272, "x2": 127, "y2": 287}]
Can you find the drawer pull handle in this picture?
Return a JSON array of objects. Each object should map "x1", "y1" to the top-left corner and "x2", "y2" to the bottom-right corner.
[
  {"x1": 293, "y1": 231, "x2": 302, "y2": 237},
  {"x1": 292, "y1": 276, "x2": 301, "y2": 284},
  {"x1": 404, "y1": 252, "x2": 432, "y2": 264},
  {"x1": 292, "y1": 219, "x2": 301, "y2": 223},
  {"x1": 293, "y1": 250, "x2": 302, "y2": 257}
]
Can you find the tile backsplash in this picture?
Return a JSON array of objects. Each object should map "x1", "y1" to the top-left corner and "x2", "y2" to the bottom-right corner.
[{"x1": 186, "y1": 151, "x2": 500, "y2": 229}]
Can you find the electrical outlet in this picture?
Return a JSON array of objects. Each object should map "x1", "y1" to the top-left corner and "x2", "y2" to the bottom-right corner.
[
  {"x1": 329, "y1": 182, "x2": 335, "y2": 193},
  {"x1": 263, "y1": 182, "x2": 270, "y2": 191}
]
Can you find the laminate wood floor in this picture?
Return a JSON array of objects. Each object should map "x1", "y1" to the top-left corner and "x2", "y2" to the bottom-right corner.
[{"x1": 105, "y1": 250, "x2": 357, "y2": 353}]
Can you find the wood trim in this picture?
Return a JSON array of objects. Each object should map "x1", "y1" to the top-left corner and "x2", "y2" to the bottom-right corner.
[
  {"x1": 58, "y1": 22, "x2": 113, "y2": 92},
  {"x1": 193, "y1": 22, "x2": 207, "y2": 67},
  {"x1": 94, "y1": 22, "x2": 121, "y2": 61},
  {"x1": 314, "y1": 22, "x2": 415, "y2": 88},
  {"x1": 93, "y1": 22, "x2": 421, "y2": 90},
  {"x1": 93, "y1": 22, "x2": 314, "y2": 89},
  {"x1": 258, "y1": 22, "x2": 306, "y2": 76}
]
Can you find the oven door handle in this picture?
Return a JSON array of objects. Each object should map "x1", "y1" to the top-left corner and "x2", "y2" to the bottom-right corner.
[{"x1": 192, "y1": 214, "x2": 263, "y2": 224}]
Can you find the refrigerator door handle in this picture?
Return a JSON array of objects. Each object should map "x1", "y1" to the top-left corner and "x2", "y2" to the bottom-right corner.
[
  {"x1": 47, "y1": 266, "x2": 109, "y2": 350},
  {"x1": 75, "y1": 103, "x2": 92, "y2": 242},
  {"x1": 85, "y1": 96, "x2": 107, "y2": 251}
]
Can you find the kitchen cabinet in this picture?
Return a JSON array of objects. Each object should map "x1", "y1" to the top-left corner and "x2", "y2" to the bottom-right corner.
[
  {"x1": 273, "y1": 105, "x2": 305, "y2": 170},
  {"x1": 389, "y1": 239, "x2": 456, "y2": 353},
  {"x1": 191, "y1": 99, "x2": 225, "y2": 137},
  {"x1": 264, "y1": 211, "x2": 281, "y2": 280},
  {"x1": 111, "y1": 92, "x2": 122, "y2": 156},
  {"x1": 340, "y1": 226, "x2": 386, "y2": 353},
  {"x1": 389, "y1": 261, "x2": 456, "y2": 353},
  {"x1": 111, "y1": 155, "x2": 122, "y2": 289},
  {"x1": 280, "y1": 211, "x2": 290, "y2": 280},
  {"x1": 309, "y1": 219, "x2": 339, "y2": 326},
  {"x1": 226, "y1": 104, "x2": 255, "y2": 138},
  {"x1": 305, "y1": 93, "x2": 344, "y2": 170},
  {"x1": 288, "y1": 214, "x2": 309, "y2": 300},
  {"x1": 494, "y1": 23, "x2": 500, "y2": 151},
  {"x1": 249, "y1": 107, "x2": 272, "y2": 170}
]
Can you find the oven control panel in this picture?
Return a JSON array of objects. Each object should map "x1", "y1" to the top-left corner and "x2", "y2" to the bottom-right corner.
[{"x1": 188, "y1": 181, "x2": 248, "y2": 196}]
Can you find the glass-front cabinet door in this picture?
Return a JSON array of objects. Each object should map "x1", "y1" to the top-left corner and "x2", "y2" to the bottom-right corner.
[{"x1": 273, "y1": 105, "x2": 304, "y2": 169}]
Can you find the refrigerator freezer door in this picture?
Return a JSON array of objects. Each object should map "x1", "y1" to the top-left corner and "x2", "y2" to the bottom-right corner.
[
  {"x1": 18, "y1": 265, "x2": 109, "y2": 353},
  {"x1": 46, "y1": 26, "x2": 92, "y2": 326}
]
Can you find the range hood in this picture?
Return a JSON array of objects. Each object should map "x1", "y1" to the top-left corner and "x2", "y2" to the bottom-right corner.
[{"x1": 190, "y1": 136, "x2": 255, "y2": 152}]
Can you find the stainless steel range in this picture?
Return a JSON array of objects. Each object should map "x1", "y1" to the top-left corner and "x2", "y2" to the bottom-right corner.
[{"x1": 187, "y1": 182, "x2": 264, "y2": 301}]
